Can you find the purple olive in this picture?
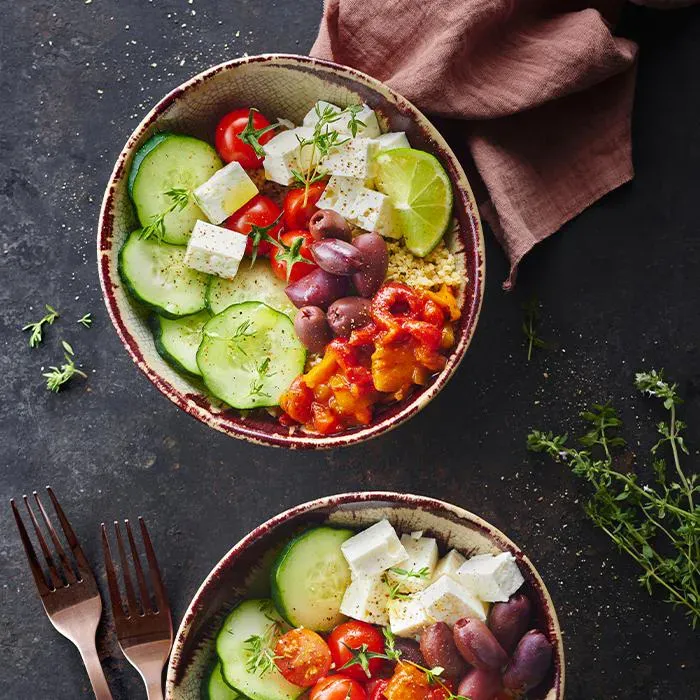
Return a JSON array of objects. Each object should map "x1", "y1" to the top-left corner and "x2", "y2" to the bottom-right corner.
[
  {"x1": 488, "y1": 593, "x2": 532, "y2": 654},
  {"x1": 311, "y1": 239, "x2": 365, "y2": 276},
  {"x1": 351, "y1": 233, "x2": 388, "y2": 298},
  {"x1": 293, "y1": 306, "x2": 332, "y2": 353},
  {"x1": 420, "y1": 622, "x2": 467, "y2": 680},
  {"x1": 453, "y1": 617, "x2": 508, "y2": 672},
  {"x1": 327, "y1": 297, "x2": 371, "y2": 337},
  {"x1": 457, "y1": 669, "x2": 503, "y2": 700},
  {"x1": 309, "y1": 209, "x2": 352, "y2": 242},
  {"x1": 285, "y1": 268, "x2": 349, "y2": 310},
  {"x1": 502, "y1": 630, "x2": 553, "y2": 693},
  {"x1": 392, "y1": 638, "x2": 426, "y2": 667}
]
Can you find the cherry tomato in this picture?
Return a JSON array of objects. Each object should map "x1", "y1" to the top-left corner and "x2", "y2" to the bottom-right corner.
[
  {"x1": 327, "y1": 621, "x2": 386, "y2": 681},
  {"x1": 271, "y1": 230, "x2": 317, "y2": 283},
  {"x1": 224, "y1": 195, "x2": 283, "y2": 259},
  {"x1": 283, "y1": 182, "x2": 328, "y2": 230},
  {"x1": 427, "y1": 680, "x2": 454, "y2": 700},
  {"x1": 310, "y1": 676, "x2": 367, "y2": 700},
  {"x1": 274, "y1": 628, "x2": 332, "y2": 688},
  {"x1": 368, "y1": 679, "x2": 391, "y2": 700},
  {"x1": 215, "y1": 107, "x2": 276, "y2": 169}
]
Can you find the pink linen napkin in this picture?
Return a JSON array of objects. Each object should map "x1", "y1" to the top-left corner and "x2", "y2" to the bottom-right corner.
[{"x1": 310, "y1": 0, "x2": 639, "y2": 288}]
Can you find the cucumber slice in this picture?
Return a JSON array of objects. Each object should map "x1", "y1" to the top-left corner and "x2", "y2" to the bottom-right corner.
[
  {"x1": 216, "y1": 599, "x2": 302, "y2": 700},
  {"x1": 119, "y1": 230, "x2": 209, "y2": 318},
  {"x1": 206, "y1": 260, "x2": 297, "y2": 319},
  {"x1": 152, "y1": 310, "x2": 210, "y2": 376},
  {"x1": 206, "y1": 663, "x2": 240, "y2": 700},
  {"x1": 131, "y1": 134, "x2": 222, "y2": 244},
  {"x1": 127, "y1": 133, "x2": 171, "y2": 198},
  {"x1": 197, "y1": 302, "x2": 305, "y2": 410},
  {"x1": 271, "y1": 526, "x2": 354, "y2": 632}
]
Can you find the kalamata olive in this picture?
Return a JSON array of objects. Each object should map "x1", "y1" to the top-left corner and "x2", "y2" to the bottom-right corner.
[
  {"x1": 419, "y1": 622, "x2": 467, "y2": 680},
  {"x1": 351, "y1": 233, "x2": 388, "y2": 298},
  {"x1": 293, "y1": 306, "x2": 332, "y2": 353},
  {"x1": 488, "y1": 593, "x2": 532, "y2": 654},
  {"x1": 393, "y1": 638, "x2": 426, "y2": 667},
  {"x1": 309, "y1": 209, "x2": 352, "y2": 242},
  {"x1": 457, "y1": 669, "x2": 503, "y2": 700},
  {"x1": 502, "y1": 630, "x2": 553, "y2": 693},
  {"x1": 285, "y1": 268, "x2": 349, "y2": 310},
  {"x1": 453, "y1": 617, "x2": 508, "y2": 671},
  {"x1": 311, "y1": 239, "x2": 365, "y2": 276},
  {"x1": 327, "y1": 297, "x2": 371, "y2": 338}
]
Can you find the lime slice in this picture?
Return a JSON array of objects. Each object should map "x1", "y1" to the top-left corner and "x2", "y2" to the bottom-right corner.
[{"x1": 374, "y1": 148, "x2": 453, "y2": 257}]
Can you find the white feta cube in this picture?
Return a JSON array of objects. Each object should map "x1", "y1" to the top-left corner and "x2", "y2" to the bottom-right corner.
[
  {"x1": 433, "y1": 550, "x2": 467, "y2": 583},
  {"x1": 339, "y1": 575, "x2": 392, "y2": 625},
  {"x1": 316, "y1": 175, "x2": 364, "y2": 219},
  {"x1": 348, "y1": 188, "x2": 400, "y2": 239},
  {"x1": 184, "y1": 221, "x2": 247, "y2": 279},
  {"x1": 385, "y1": 535, "x2": 438, "y2": 594},
  {"x1": 193, "y1": 161, "x2": 258, "y2": 225},
  {"x1": 457, "y1": 553, "x2": 524, "y2": 603},
  {"x1": 389, "y1": 598, "x2": 432, "y2": 639},
  {"x1": 262, "y1": 127, "x2": 319, "y2": 185},
  {"x1": 340, "y1": 519, "x2": 407, "y2": 578},
  {"x1": 321, "y1": 137, "x2": 377, "y2": 182},
  {"x1": 419, "y1": 575, "x2": 486, "y2": 625},
  {"x1": 372, "y1": 132, "x2": 410, "y2": 152},
  {"x1": 302, "y1": 101, "x2": 342, "y2": 127}
]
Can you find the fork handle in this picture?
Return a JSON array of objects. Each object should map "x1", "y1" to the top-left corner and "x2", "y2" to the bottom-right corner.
[{"x1": 78, "y1": 643, "x2": 113, "y2": 700}]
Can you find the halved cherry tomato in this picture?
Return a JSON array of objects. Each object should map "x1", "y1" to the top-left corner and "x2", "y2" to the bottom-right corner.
[
  {"x1": 368, "y1": 678, "x2": 391, "y2": 700},
  {"x1": 327, "y1": 620, "x2": 386, "y2": 681},
  {"x1": 224, "y1": 195, "x2": 283, "y2": 259},
  {"x1": 283, "y1": 182, "x2": 328, "y2": 230},
  {"x1": 270, "y1": 230, "x2": 317, "y2": 283},
  {"x1": 310, "y1": 676, "x2": 367, "y2": 700},
  {"x1": 274, "y1": 628, "x2": 332, "y2": 688},
  {"x1": 215, "y1": 107, "x2": 276, "y2": 169}
]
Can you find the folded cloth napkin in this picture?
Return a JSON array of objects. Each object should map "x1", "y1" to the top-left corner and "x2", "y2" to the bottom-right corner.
[{"x1": 311, "y1": 0, "x2": 639, "y2": 288}]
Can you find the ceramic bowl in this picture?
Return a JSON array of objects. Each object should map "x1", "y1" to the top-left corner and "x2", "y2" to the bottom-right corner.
[
  {"x1": 98, "y1": 54, "x2": 485, "y2": 449},
  {"x1": 165, "y1": 492, "x2": 565, "y2": 699}
]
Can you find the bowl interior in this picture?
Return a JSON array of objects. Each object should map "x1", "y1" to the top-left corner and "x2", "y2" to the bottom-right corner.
[
  {"x1": 99, "y1": 55, "x2": 485, "y2": 448},
  {"x1": 165, "y1": 493, "x2": 564, "y2": 700}
]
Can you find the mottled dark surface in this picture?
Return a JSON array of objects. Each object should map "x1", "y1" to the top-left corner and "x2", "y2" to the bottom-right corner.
[{"x1": 1, "y1": 2, "x2": 699, "y2": 699}]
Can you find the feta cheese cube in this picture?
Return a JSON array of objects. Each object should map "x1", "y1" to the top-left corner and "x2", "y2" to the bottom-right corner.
[
  {"x1": 389, "y1": 598, "x2": 432, "y2": 639},
  {"x1": 433, "y1": 550, "x2": 467, "y2": 583},
  {"x1": 337, "y1": 104, "x2": 381, "y2": 138},
  {"x1": 373, "y1": 132, "x2": 410, "y2": 152},
  {"x1": 316, "y1": 175, "x2": 365, "y2": 219},
  {"x1": 341, "y1": 519, "x2": 407, "y2": 578},
  {"x1": 193, "y1": 161, "x2": 258, "y2": 225},
  {"x1": 184, "y1": 221, "x2": 247, "y2": 279},
  {"x1": 348, "y1": 188, "x2": 400, "y2": 239},
  {"x1": 262, "y1": 127, "x2": 319, "y2": 185},
  {"x1": 419, "y1": 575, "x2": 486, "y2": 625},
  {"x1": 339, "y1": 575, "x2": 392, "y2": 625},
  {"x1": 457, "y1": 553, "x2": 524, "y2": 603},
  {"x1": 321, "y1": 137, "x2": 377, "y2": 182},
  {"x1": 385, "y1": 535, "x2": 438, "y2": 594},
  {"x1": 302, "y1": 101, "x2": 342, "y2": 127}
]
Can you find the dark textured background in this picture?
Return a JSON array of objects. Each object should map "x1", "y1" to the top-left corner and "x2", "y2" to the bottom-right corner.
[{"x1": 1, "y1": 2, "x2": 699, "y2": 698}]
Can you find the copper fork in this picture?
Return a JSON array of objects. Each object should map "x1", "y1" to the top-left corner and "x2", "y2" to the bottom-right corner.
[
  {"x1": 101, "y1": 518, "x2": 173, "y2": 700},
  {"x1": 11, "y1": 487, "x2": 113, "y2": 700}
]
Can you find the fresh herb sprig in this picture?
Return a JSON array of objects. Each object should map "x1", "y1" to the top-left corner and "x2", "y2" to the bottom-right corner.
[
  {"x1": 23, "y1": 305, "x2": 59, "y2": 348},
  {"x1": 248, "y1": 357, "x2": 275, "y2": 400},
  {"x1": 238, "y1": 108, "x2": 281, "y2": 156},
  {"x1": 527, "y1": 370, "x2": 700, "y2": 626},
  {"x1": 522, "y1": 298, "x2": 546, "y2": 361},
  {"x1": 43, "y1": 341, "x2": 87, "y2": 392},
  {"x1": 139, "y1": 188, "x2": 191, "y2": 241},
  {"x1": 242, "y1": 602, "x2": 285, "y2": 677},
  {"x1": 77, "y1": 313, "x2": 92, "y2": 328},
  {"x1": 383, "y1": 566, "x2": 430, "y2": 600}
]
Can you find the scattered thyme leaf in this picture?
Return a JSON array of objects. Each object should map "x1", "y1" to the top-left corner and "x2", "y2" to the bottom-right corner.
[
  {"x1": 522, "y1": 297, "x2": 546, "y2": 361},
  {"x1": 43, "y1": 340, "x2": 87, "y2": 392},
  {"x1": 77, "y1": 313, "x2": 92, "y2": 328},
  {"x1": 23, "y1": 305, "x2": 59, "y2": 348},
  {"x1": 139, "y1": 188, "x2": 191, "y2": 241}
]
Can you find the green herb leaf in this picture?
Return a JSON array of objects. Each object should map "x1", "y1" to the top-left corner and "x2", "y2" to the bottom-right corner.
[{"x1": 23, "y1": 305, "x2": 59, "y2": 348}]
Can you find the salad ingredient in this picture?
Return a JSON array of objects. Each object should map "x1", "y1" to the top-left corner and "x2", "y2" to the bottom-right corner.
[
  {"x1": 327, "y1": 297, "x2": 371, "y2": 338},
  {"x1": 193, "y1": 161, "x2": 259, "y2": 225},
  {"x1": 131, "y1": 134, "x2": 221, "y2": 244},
  {"x1": 420, "y1": 576, "x2": 486, "y2": 625},
  {"x1": 388, "y1": 599, "x2": 432, "y2": 638},
  {"x1": 215, "y1": 108, "x2": 277, "y2": 169},
  {"x1": 263, "y1": 127, "x2": 320, "y2": 186},
  {"x1": 351, "y1": 234, "x2": 388, "y2": 298},
  {"x1": 374, "y1": 132, "x2": 410, "y2": 151},
  {"x1": 374, "y1": 149, "x2": 452, "y2": 257},
  {"x1": 285, "y1": 269, "x2": 349, "y2": 310},
  {"x1": 341, "y1": 520, "x2": 408, "y2": 578},
  {"x1": 309, "y1": 209, "x2": 352, "y2": 242},
  {"x1": 367, "y1": 678, "x2": 390, "y2": 700},
  {"x1": 309, "y1": 676, "x2": 367, "y2": 700},
  {"x1": 392, "y1": 638, "x2": 425, "y2": 667},
  {"x1": 340, "y1": 575, "x2": 392, "y2": 625},
  {"x1": 294, "y1": 306, "x2": 332, "y2": 353},
  {"x1": 311, "y1": 239, "x2": 365, "y2": 276},
  {"x1": 522, "y1": 298, "x2": 546, "y2": 361},
  {"x1": 383, "y1": 661, "x2": 430, "y2": 700},
  {"x1": 386, "y1": 536, "x2": 438, "y2": 594},
  {"x1": 271, "y1": 230, "x2": 317, "y2": 283},
  {"x1": 433, "y1": 551, "x2": 466, "y2": 583},
  {"x1": 328, "y1": 620, "x2": 385, "y2": 680},
  {"x1": 316, "y1": 176, "x2": 363, "y2": 220},
  {"x1": 349, "y1": 188, "x2": 399, "y2": 240},
  {"x1": 385, "y1": 242, "x2": 461, "y2": 292},
  {"x1": 283, "y1": 182, "x2": 327, "y2": 230},
  {"x1": 487, "y1": 593, "x2": 532, "y2": 654},
  {"x1": 274, "y1": 628, "x2": 332, "y2": 687},
  {"x1": 152, "y1": 310, "x2": 210, "y2": 376},
  {"x1": 321, "y1": 137, "x2": 376, "y2": 181},
  {"x1": 419, "y1": 623, "x2": 466, "y2": 680},
  {"x1": 184, "y1": 221, "x2": 247, "y2": 278},
  {"x1": 127, "y1": 132, "x2": 170, "y2": 197},
  {"x1": 119, "y1": 231, "x2": 209, "y2": 318},
  {"x1": 43, "y1": 340, "x2": 87, "y2": 392},
  {"x1": 23, "y1": 304, "x2": 59, "y2": 348},
  {"x1": 456, "y1": 553, "x2": 524, "y2": 603},
  {"x1": 452, "y1": 617, "x2": 508, "y2": 671},
  {"x1": 77, "y1": 313, "x2": 92, "y2": 328},
  {"x1": 501, "y1": 630, "x2": 553, "y2": 693},
  {"x1": 207, "y1": 662, "x2": 240, "y2": 700},
  {"x1": 303, "y1": 101, "x2": 381, "y2": 139},
  {"x1": 197, "y1": 302, "x2": 305, "y2": 409},
  {"x1": 271, "y1": 526, "x2": 354, "y2": 632},
  {"x1": 224, "y1": 194, "x2": 283, "y2": 260},
  {"x1": 456, "y1": 669, "x2": 502, "y2": 700}
]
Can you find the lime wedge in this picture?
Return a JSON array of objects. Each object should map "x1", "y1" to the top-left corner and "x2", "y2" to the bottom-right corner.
[{"x1": 374, "y1": 148, "x2": 453, "y2": 257}]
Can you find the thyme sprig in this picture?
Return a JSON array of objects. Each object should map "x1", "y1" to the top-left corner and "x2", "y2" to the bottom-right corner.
[
  {"x1": 139, "y1": 188, "x2": 191, "y2": 241},
  {"x1": 522, "y1": 298, "x2": 546, "y2": 361},
  {"x1": 77, "y1": 313, "x2": 92, "y2": 328},
  {"x1": 527, "y1": 370, "x2": 700, "y2": 626},
  {"x1": 238, "y1": 108, "x2": 281, "y2": 156},
  {"x1": 383, "y1": 566, "x2": 430, "y2": 600},
  {"x1": 248, "y1": 357, "x2": 275, "y2": 400},
  {"x1": 242, "y1": 602, "x2": 285, "y2": 677},
  {"x1": 43, "y1": 341, "x2": 87, "y2": 392},
  {"x1": 23, "y1": 305, "x2": 59, "y2": 348}
]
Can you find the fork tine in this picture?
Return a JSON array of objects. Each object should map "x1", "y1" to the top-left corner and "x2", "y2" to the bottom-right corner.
[
  {"x1": 139, "y1": 517, "x2": 168, "y2": 614},
  {"x1": 101, "y1": 523, "x2": 127, "y2": 622},
  {"x1": 23, "y1": 495, "x2": 63, "y2": 590},
  {"x1": 114, "y1": 521, "x2": 140, "y2": 616},
  {"x1": 125, "y1": 519, "x2": 153, "y2": 614},
  {"x1": 11, "y1": 499, "x2": 51, "y2": 595},
  {"x1": 33, "y1": 491, "x2": 78, "y2": 585},
  {"x1": 47, "y1": 486, "x2": 92, "y2": 578}
]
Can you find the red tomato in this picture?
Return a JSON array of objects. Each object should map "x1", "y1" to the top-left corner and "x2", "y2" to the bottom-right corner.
[
  {"x1": 283, "y1": 182, "x2": 327, "y2": 230},
  {"x1": 327, "y1": 621, "x2": 386, "y2": 681},
  {"x1": 368, "y1": 679, "x2": 391, "y2": 700},
  {"x1": 270, "y1": 230, "x2": 317, "y2": 283},
  {"x1": 310, "y1": 676, "x2": 367, "y2": 700},
  {"x1": 224, "y1": 195, "x2": 283, "y2": 259},
  {"x1": 274, "y1": 628, "x2": 332, "y2": 687},
  {"x1": 215, "y1": 107, "x2": 276, "y2": 169},
  {"x1": 427, "y1": 680, "x2": 454, "y2": 700}
]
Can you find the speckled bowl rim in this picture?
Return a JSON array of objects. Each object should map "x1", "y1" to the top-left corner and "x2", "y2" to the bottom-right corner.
[
  {"x1": 98, "y1": 54, "x2": 486, "y2": 449},
  {"x1": 165, "y1": 492, "x2": 565, "y2": 699}
]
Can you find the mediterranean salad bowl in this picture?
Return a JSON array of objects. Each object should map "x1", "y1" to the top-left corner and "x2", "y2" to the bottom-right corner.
[
  {"x1": 98, "y1": 54, "x2": 485, "y2": 448},
  {"x1": 165, "y1": 492, "x2": 564, "y2": 700}
]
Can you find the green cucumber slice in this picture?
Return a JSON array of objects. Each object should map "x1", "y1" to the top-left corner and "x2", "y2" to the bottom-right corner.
[
  {"x1": 206, "y1": 662, "x2": 240, "y2": 700},
  {"x1": 131, "y1": 134, "x2": 222, "y2": 244},
  {"x1": 271, "y1": 526, "x2": 354, "y2": 632},
  {"x1": 216, "y1": 599, "x2": 302, "y2": 700},
  {"x1": 128, "y1": 133, "x2": 171, "y2": 198},
  {"x1": 152, "y1": 310, "x2": 210, "y2": 376},
  {"x1": 119, "y1": 230, "x2": 209, "y2": 318},
  {"x1": 196, "y1": 302, "x2": 305, "y2": 410}
]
